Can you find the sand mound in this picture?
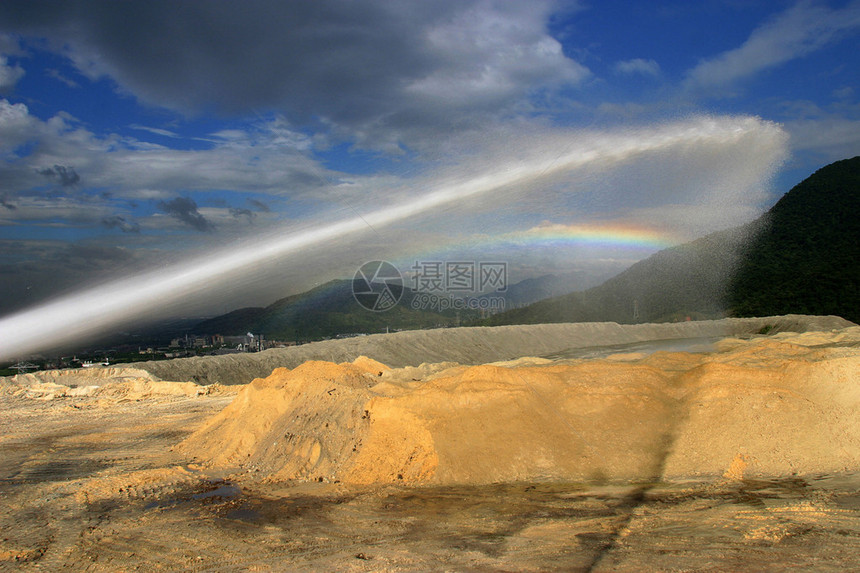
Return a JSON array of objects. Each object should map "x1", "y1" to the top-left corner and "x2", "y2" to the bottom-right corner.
[
  {"x1": 175, "y1": 359, "x2": 390, "y2": 482},
  {"x1": 662, "y1": 334, "x2": 860, "y2": 477},
  {"x1": 9, "y1": 366, "x2": 161, "y2": 387},
  {"x1": 177, "y1": 326, "x2": 860, "y2": 484},
  {"x1": 1, "y1": 366, "x2": 235, "y2": 401}
]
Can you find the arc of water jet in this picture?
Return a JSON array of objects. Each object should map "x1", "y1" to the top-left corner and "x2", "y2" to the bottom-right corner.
[{"x1": 0, "y1": 116, "x2": 781, "y2": 360}]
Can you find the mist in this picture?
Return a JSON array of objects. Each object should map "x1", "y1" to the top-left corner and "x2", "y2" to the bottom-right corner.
[{"x1": 0, "y1": 115, "x2": 787, "y2": 361}]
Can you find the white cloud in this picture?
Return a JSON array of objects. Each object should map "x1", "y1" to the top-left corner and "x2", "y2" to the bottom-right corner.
[
  {"x1": 0, "y1": 34, "x2": 24, "y2": 93},
  {"x1": 129, "y1": 124, "x2": 179, "y2": 138},
  {"x1": 406, "y1": 3, "x2": 589, "y2": 105},
  {"x1": 0, "y1": 55, "x2": 24, "y2": 92},
  {"x1": 614, "y1": 58, "x2": 660, "y2": 77},
  {"x1": 0, "y1": 100, "x2": 338, "y2": 205},
  {"x1": 685, "y1": 0, "x2": 860, "y2": 94},
  {"x1": 0, "y1": 98, "x2": 34, "y2": 151}
]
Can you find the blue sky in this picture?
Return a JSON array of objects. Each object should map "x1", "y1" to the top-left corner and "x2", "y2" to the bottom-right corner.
[{"x1": 0, "y1": 0, "x2": 858, "y2": 321}]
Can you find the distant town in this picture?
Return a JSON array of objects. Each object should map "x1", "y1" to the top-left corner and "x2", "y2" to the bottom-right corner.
[
  {"x1": 1, "y1": 332, "x2": 301, "y2": 376},
  {"x1": 0, "y1": 330, "x2": 389, "y2": 377}
]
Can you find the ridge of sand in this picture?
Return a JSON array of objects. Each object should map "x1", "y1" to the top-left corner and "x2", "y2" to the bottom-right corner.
[
  {"x1": 133, "y1": 315, "x2": 855, "y2": 386},
  {"x1": 1, "y1": 366, "x2": 236, "y2": 401},
  {"x1": 176, "y1": 326, "x2": 860, "y2": 485}
]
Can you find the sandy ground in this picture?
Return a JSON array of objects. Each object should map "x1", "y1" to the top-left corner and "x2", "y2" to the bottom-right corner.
[{"x1": 3, "y1": 317, "x2": 860, "y2": 571}]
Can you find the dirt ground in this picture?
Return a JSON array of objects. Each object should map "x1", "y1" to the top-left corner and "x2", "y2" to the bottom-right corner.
[
  {"x1": 3, "y1": 321, "x2": 860, "y2": 571},
  {"x1": 1, "y1": 387, "x2": 859, "y2": 572}
]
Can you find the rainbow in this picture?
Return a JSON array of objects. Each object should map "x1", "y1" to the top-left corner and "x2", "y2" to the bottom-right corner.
[
  {"x1": 429, "y1": 223, "x2": 680, "y2": 255},
  {"x1": 499, "y1": 223, "x2": 678, "y2": 250}
]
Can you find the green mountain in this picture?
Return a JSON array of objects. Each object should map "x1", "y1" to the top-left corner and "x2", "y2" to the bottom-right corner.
[
  {"x1": 192, "y1": 271, "x2": 601, "y2": 341},
  {"x1": 483, "y1": 156, "x2": 860, "y2": 326},
  {"x1": 729, "y1": 157, "x2": 860, "y2": 322},
  {"x1": 193, "y1": 279, "x2": 480, "y2": 341}
]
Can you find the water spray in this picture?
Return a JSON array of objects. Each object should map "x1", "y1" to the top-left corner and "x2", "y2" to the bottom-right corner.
[{"x1": 0, "y1": 116, "x2": 785, "y2": 360}]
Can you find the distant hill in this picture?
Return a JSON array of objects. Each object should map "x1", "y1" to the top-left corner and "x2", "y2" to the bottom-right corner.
[
  {"x1": 193, "y1": 279, "x2": 475, "y2": 341},
  {"x1": 192, "y1": 272, "x2": 595, "y2": 341},
  {"x1": 483, "y1": 271, "x2": 610, "y2": 308},
  {"x1": 483, "y1": 156, "x2": 860, "y2": 326}
]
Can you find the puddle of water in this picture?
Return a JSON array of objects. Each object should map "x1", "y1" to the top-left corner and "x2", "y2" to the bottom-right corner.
[
  {"x1": 192, "y1": 482, "x2": 241, "y2": 500},
  {"x1": 144, "y1": 480, "x2": 242, "y2": 511},
  {"x1": 544, "y1": 336, "x2": 721, "y2": 360}
]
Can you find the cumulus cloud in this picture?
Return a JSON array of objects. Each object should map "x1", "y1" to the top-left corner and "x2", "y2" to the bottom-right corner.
[
  {"x1": 157, "y1": 197, "x2": 215, "y2": 232},
  {"x1": 0, "y1": 98, "x2": 35, "y2": 152},
  {"x1": 614, "y1": 58, "x2": 660, "y2": 76},
  {"x1": 404, "y1": 3, "x2": 588, "y2": 104},
  {"x1": 0, "y1": 0, "x2": 587, "y2": 151},
  {"x1": 0, "y1": 55, "x2": 24, "y2": 93},
  {"x1": 685, "y1": 0, "x2": 860, "y2": 94}
]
